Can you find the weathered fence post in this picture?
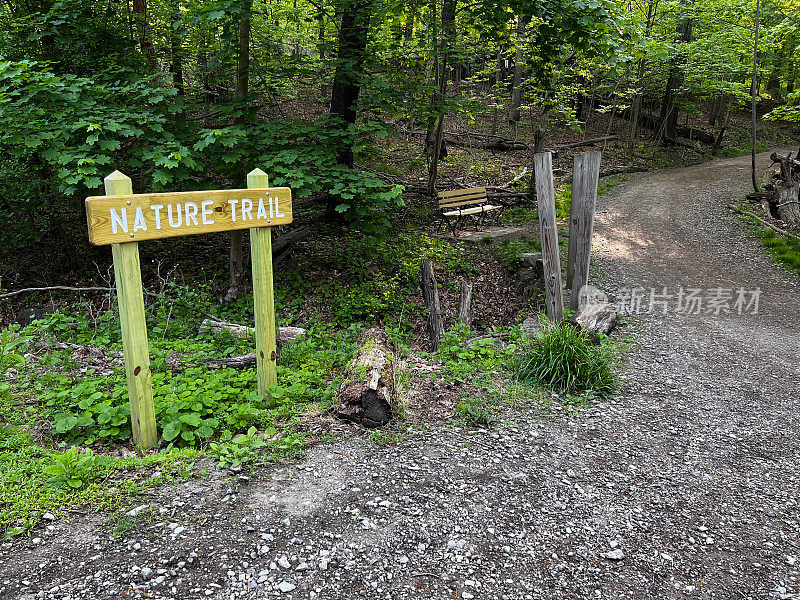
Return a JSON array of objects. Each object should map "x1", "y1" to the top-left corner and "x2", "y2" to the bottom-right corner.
[
  {"x1": 248, "y1": 168, "x2": 278, "y2": 395},
  {"x1": 457, "y1": 278, "x2": 473, "y2": 327},
  {"x1": 566, "y1": 151, "x2": 601, "y2": 311},
  {"x1": 533, "y1": 152, "x2": 564, "y2": 322},
  {"x1": 420, "y1": 259, "x2": 445, "y2": 351},
  {"x1": 105, "y1": 171, "x2": 158, "y2": 448}
]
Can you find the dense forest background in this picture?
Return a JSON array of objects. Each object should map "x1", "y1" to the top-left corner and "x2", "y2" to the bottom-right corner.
[{"x1": 1, "y1": 0, "x2": 799, "y2": 298}]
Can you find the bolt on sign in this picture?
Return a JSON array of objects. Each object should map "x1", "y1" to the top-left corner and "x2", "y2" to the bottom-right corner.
[{"x1": 86, "y1": 168, "x2": 292, "y2": 448}]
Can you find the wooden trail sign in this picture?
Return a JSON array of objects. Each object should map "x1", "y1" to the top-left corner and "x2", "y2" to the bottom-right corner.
[
  {"x1": 90, "y1": 169, "x2": 292, "y2": 448},
  {"x1": 86, "y1": 187, "x2": 292, "y2": 245}
]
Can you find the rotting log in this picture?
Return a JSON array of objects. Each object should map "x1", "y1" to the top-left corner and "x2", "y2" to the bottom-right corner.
[
  {"x1": 419, "y1": 259, "x2": 445, "y2": 351},
  {"x1": 334, "y1": 328, "x2": 395, "y2": 428},
  {"x1": 749, "y1": 153, "x2": 800, "y2": 228},
  {"x1": 574, "y1": 301, "x2": 618, "y2": 337},
  {"x1": 199, "y1": 318, "x2": 305, "y2": 342},
  {"x1": 442, "y1": 133, "x2": 619, "y2": 153},
  {"x1": 204, "y1": 354, "x2": 259, "y2": 369}
]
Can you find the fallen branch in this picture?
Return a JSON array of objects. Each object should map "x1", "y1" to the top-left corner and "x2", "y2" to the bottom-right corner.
[
  {"x1": 273, "y1": 225, "x2": 311, "y2": 264},
  {"x1": 663, "y1": 137, "x2": 703, "y2": 151},
  {"x1": 203, "y1": 332, "x2": 306, "y2": 369},
  {"x1": 464, "y1": 332, "x2": 512, "y2": 345},
  {"x1": 419, "y1": 260, "x2": 444, "y2": 352},
  {"x1": 445, "y1": 135, "x2": 530, "y2": 151},
  {"x1": 0, "y1": 286, "x2": 115, "y2": 300},
  {"x1": 486, "y1": 190, "x2": 529, "y2": 199},
  {"x1": 550, "y1": 135, "x2": 619, "y2": 150},
  {"x1": 500, "y1": 167, "x2": 528, "y2": 188},
  {"x1": 204, "y1": 354, "x2": 259, "y2": 369},
  {"x1": 735, "y1": 207, "x2": 795, "y2": 237}
]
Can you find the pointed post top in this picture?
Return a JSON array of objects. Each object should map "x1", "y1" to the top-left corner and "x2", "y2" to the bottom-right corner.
[
  {"x1": 247, "y1": 168, "x2": 269, "y2": 189},
  {"x1": 104, "y1": 170, "x2": 133, "y2": 196}
]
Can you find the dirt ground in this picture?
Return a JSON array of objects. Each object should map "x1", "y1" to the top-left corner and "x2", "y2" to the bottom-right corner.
[{"x1": 1, "y1": 151, "x2": 799, "y2": 600}]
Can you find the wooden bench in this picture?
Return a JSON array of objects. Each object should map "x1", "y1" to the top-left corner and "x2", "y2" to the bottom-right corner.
[{"x1": 436, "y1": 187, "x2": 504, "y2": 235}]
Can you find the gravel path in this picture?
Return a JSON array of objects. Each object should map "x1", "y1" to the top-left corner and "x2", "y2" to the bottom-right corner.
[{"x1": 2, "y1": 152, "x2": 799, "y2": 600}]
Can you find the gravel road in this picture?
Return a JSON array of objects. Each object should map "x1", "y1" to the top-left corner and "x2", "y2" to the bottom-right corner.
[{"x1": 2, "y1": 152, "x2": 799, "y2": 600}]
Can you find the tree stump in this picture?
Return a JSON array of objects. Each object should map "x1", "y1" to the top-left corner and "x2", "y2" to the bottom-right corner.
[
  {"x1": 772, "y1": 152, "x2": 800, "y2": 227},
  {"x1": 419, "y1": 259, "x2": 445, "y2": 351},
  {"x1": 335, "y1": 329, "x2": 396, "y2": 428}
]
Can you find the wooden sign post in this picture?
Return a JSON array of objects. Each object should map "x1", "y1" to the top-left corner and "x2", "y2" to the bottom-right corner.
[
  {"x1": 566, "y1": 151, "x2": 601, "y2": 311},
  {"x1": 88, "y1": 169, "x2": 293, "y2": 448},
  {"x1": 534, "y1": 152, "x2": 564, "y2": 322}
]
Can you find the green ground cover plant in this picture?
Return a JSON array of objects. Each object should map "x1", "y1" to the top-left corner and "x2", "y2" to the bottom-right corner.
[
  {"x1": 756, "y1": 228, "x2": 800, "y2": 274},
  {"x1": 491, "y1": 237, "x2": 543, "y2": 270},
  {"x1": 733, "y1": 200, "x2": 800, "y2": 275},
  {"x1": 436, "y1": 324, "x2": 520, "y2": 383}
]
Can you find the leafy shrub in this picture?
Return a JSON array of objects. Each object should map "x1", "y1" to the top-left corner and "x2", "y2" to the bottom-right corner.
[
  {"x1": 453, "y1": 397, "x2": 491, "y2": 427},
  {"x1": 438, "y1": 324, "x2": 518, "y2": 381},
  {"x1": 43, "y1": 446, "x2": 110, "y2": 490},
  {"x1": 208, "y1": 426, "x2": 267, "y2": 469},
  {"x1": 512, "y1": 324, "x2": 619, "y2": 397},
  {"x1": 30, "y1": 320, "x2": 355, "y2": 448},
  {"x1": 0, "y1": 329, "x2": 27, "y2": 388}
]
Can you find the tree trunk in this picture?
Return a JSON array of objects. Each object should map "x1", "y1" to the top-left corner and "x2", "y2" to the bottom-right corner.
[
  {"x1": 658, "y1": 7, "x2": 692, "y2": 142},
  {"x1": 225, "y1": 0, "x2": 254, "y2": 303},
  {"x1": 627, "y1": 0, "x2": 654, "y2": 157},
  {"x1": 775, "y1": 154, "x2": 800, "y2": 226},
  {"x1": 169, "y1": 2, "x2": 184, "y2": 96},
  {"x1": 403, "y1": 4, "x2": 414, "y2": 42},
  {"x1": 326, "y1": 0, "x2": 373, "y2": 219},
  {"x1": 751, "y1": 0, "x2": 761, "y2": 193},
  {"x1": 132, "y1": 0, "x2": 155, "y2": 68},
  {"x1": 425, "y1": 0, "x2": 456, "y2": 198},
  {"x1": 490, "y1": 47, "x2": 503, "y2": 136},
  {"x1": 198, "y1": 31, "x2": 214, "y2": 103},
  {"x1": 329, "y1": 1, "x2": 372, "y2": 168},
  {"x1": 507, "y1": 17, "x2": 526, "y2": 126},
  {"x1": 458, "y1": 279, "x2": 473, "y2": 326}
]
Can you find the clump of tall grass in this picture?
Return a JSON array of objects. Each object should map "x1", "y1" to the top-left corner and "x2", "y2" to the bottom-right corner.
[{"x1": 511, "y1": 323, "x2": 620, "y2": 397}]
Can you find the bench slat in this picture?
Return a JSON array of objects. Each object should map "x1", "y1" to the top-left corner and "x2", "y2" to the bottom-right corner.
[
  {"x1": 442, "y1": 204, "x2": 502, "y2": 217},
  {"x1": 437, "y1": 186, "x2": 486, "y2": 199},
  {"x1": 439, "y1": 191, "x2": 486, "y2": 203},
  {"x1": 440, "y1": 198, "x2": 487, "y2": 209},
  {"x1": 440, "y1": 197, "x2": 489, "y2": 209}
]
